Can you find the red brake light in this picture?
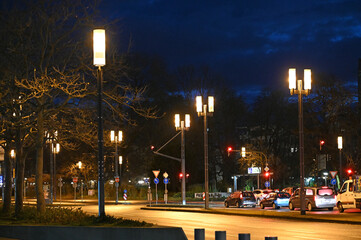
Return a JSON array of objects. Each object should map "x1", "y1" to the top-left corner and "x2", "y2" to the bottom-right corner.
[
  {"x1": 240, "y1": 194, "x2": 243, "y2": 199},
  {"x1": 321, "y1": 186, "x2": 328, "y2": 189}
]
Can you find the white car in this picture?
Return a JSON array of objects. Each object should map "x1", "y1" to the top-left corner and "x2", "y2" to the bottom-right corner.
[{"x1": 253, "y1": 189, "x2": 274, "y2": 205}]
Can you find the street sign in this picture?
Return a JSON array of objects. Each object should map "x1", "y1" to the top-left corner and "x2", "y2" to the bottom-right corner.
[
  {"x1": 0, "y1": 175, "x2": 3, "y2": 184},
  {"x1": 115, "y1": 177, "x2": 119, "y2": 183},
  {"x1": 154, "y1": 178, "x2": 159, "y2": 184},
  {"x1": 163, "y1": 178, "x2": 169, "y2": 184},
  {"x1": 264, "y1": 166, "x2": 269, "y2": 172},
  {"x1": 163, "y1": 172, "x2": 168, "y2": 178},
  {"x1": 330, "y1": 171, "x2": 338, "y2": 179},
  {"x1": 265, "y1": 181, "x2": 270, "y2": 187},
  {"x1": 73, "y1": 177, "x2": 78, "y2": 183},
  {"x1": 248, "y1": 167, "x2": 261, "y2": 174},
  {"x1": 144, "y1": 178, "x2": 149, "y2": 184},
  {"x1": 153, "y1": 170, "x2": 160, "y2": 178},
  {"x1": 124, "y1": 189, "x2": 127, "y2": 193},
  {"x1": 331, "y1": 178, "x2": 337, "y2": 185}
]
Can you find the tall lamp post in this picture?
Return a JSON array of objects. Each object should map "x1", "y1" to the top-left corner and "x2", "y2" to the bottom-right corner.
[
  {"x1": 289, "y1": 68, "x2": 311, "y2": 215},
  {"x1": 93, "y1": 29, "x2": 106, "y2": 217},
  {"x1": 110, "y1": 130, "x2": 123, "y2": 204},
  {"x1": 196, "y1": 95, "x2": 214, "y2": 209},
  {"x1": 53, "y1": 143, "x2": 60, "y2": 201},
  {"x1": 338, "y1": 136, "x2": 342, "y2": 183},
  {"x1": 175, "y1": 114, "x2": 190, "y2": 205}
]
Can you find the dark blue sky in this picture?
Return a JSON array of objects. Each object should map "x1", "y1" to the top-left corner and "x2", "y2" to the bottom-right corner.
[{"x1": 100, "y1": 0, "x2": 361, "y2": 96}]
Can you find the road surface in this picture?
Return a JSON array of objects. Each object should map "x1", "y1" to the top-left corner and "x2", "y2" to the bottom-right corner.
[{"x1": 81, "y1": 203, "x2": 361, "y2": 240}]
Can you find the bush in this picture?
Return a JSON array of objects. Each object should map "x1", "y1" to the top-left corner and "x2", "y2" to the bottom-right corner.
[{"x1": 0, "y1": 205, "x2": 151, "y2": 227}]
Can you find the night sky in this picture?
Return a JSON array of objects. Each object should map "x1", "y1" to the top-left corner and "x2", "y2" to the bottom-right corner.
[{"x1": 100, "y1": 0, "x2": 361, "y2": 97}]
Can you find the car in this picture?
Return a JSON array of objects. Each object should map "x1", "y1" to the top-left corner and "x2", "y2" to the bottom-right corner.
[
  {"x1": 282, "y1": 187, "x2": 297, "y2": 195},
  {"x1": 260, "y1": 192, "x2": 291, "y2": 209},
  {"x1": 224, "y1": 191, "x2": 256, "y2": 208},
  {"x1": 289, "y1": 187, "x2": 336, "y2": 211},
  {"x1": 253, "y1": 189, "x2": 274, "y2": 205}
]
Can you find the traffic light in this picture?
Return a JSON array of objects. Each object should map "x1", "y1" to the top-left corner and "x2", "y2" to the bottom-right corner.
[
  {"x1": 150, "y1": 145, "x2": 155, "y2": 150},
  {"x1": 227, "y1": 147, "x2": 232, "y2": 156},
  {"x1": 264, "y1": 172, "x2": 270, "y2": 178},
  {"x1": 186, "y1": 173, "x2": 190, "y2": 183},
  {"x1": 346, "y1": 169, "x2": 353, "y2": 176},
  {"x1": 179, "y1": 173, "x2": 183, "y2": 182},
  {"x1": 320, "y1": 140, "x2": 325, "y2": 150}
]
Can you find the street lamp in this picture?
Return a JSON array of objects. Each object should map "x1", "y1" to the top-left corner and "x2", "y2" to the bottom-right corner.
[
  {"x1": 110, "y1": 130, "x2": 123, "y2": 204},
  {"x1": 338, "y1": 136, "x2": 343, "y2": 183},
  {"x1": 77, "y1": 161, "x2": 83, "y2": 201},
  {"x1": 289, "y1": 68, "x2": 311, "y2": 215},
  {"x1": 175, "y1": 114, "x2": 190, "y2": 205},
  {"x1": 53, "y1": 143, "x2": 60, "y2": 201},
  {"x1": 196, "y1": 95, "x2": 214, "y2": 209},
  {"x1": 93, "y1": 29, "x2": 106, "y2": 217}
]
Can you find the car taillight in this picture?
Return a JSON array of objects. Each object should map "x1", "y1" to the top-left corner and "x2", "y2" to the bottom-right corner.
[{"x1": 240, "y1": 194, "x2": 243, "y2": 199}]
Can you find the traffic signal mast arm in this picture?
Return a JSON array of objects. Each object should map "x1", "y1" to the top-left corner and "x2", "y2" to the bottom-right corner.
[{"x1": 151, "y1": 131, "x2": 181, "y2": 162}]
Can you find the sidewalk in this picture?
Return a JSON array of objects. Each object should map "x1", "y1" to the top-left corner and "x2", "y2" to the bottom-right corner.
[{"x1": 141, "y1": 204, "x2": 361, "y2": 225}]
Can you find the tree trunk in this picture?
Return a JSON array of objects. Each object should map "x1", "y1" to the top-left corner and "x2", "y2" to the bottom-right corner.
[
  {"x1": 15, "y1": 132, "x2": 25, "y2": 215},
  {"x1": 35, "y1": 108, "x2": 45, "y2": 213},
  {"x1": 3, "y1": 147, "x2": 12, "y2": 214}
]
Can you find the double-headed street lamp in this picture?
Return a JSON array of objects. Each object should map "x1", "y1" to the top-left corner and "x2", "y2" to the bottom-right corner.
[
  {"x1": 196, "y1": 95, "x2": 214, "y2": 209},
  {"x1": 175, "y1": 114, "x2": 190, "y2": 205},
  {"x1": 289, "y1": 68, "x2": 311, "y2": 215},
  {"x1": 110, "y1": 130, "x2": 123, "y2": 204},
  {"x1": 93, "y1": 29, "x2": 106, "y2": 217}
]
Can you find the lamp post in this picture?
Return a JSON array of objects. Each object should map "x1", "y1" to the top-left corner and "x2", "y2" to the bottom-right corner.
[
  {"x1": 289, "y1": 68, "x2": 311, "y2": 215},
  {"x1": 93, "y1": 29, "x2": 106, "y2": 217},
  {"x1": 110, "y1": 130, "x2": 123, "y2": 204},
  {"x1": 196, "y1": 95, "x2": 214, "y2": 209},
  {"x1": 78, "y1": 161, "x2": 83, "y2": 201},
  {"x1": 175, "y1": 114, "x2": 190, "y2": 205},
  {"x1": 338, "y1": 136, "x2": 342, "y2": 183},
  {"x1": 119, "y1": 155, "x2": 122, "y2": 187},
  {"x1": 53, "y1": 143, "x2": 60, "y2": 201}
]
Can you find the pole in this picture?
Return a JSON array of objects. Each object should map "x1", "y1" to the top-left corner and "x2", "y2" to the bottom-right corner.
[
  {"x1": 339, "y1": 149, "x2": 342, "y2": 184},
  {"x1": 49, "y1": 143, "x2": 53, "y2": 204},
  {"x1": 203, "y1": 104, "x2": 209, "y2": 209},
  {"x1": 257, "y1": 174, "x2": 260, "y2": 189},
  {"x1": 115, "y1": 136, "x2": 119, "y2": 204},
  {"x1": 74, "y1": 184, "x2": 76, "y2": 201},
  {"x1": 97, "y1": 66, "x2": 105, "y2": 217},
  {"x1": 298, "y1": 80, "x2": 306, "y2": 215},
  {"x1": 181, "y1": 121, "x2": 186, "y2": 205},
  {"x1": 233, "y1": 176, "x2": 237, "y2": 192},
  {"x1": 155, "y1": 182, "x2": 158, "y2": 204},
  {"x1": 81, "y1": 180, "x2": 83, "y2": 201},
  {"x1": 53, "y1": 150, "x2": 56, "y2": 201}
]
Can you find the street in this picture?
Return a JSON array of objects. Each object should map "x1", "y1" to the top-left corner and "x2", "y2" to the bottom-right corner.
[{"x1": 80, "y1": 202, "x2": 361, "y2": 240}]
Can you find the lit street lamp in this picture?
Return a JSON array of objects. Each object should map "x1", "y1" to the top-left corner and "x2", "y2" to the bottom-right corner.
[
  {"x1": 196, "y1": 95, "x2": 214, "y2": 209},
  {"x1": 53, "y1": 143, "x2": 60, "y2": 201},
  {"x1": 93, "y1": 29, "x2": 106, "y2": 217},
  {"x1": 110, "y1": 130, "x2": 123, "y2": 204},
  {"x1": 289, "y1": 68, "x2": 311, "y2": 215},
  {"x1": 175, "y1": 114, "x2": 190, "y2": 205},
  {"x1": 338, "y1": 136, "x2": 343, "y2": 183},
  {"x1": 77, "y1": 161, "x2": 83, "y2": 201}
]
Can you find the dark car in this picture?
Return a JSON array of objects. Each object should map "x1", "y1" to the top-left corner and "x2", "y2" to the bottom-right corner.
[
  {"x1": 224, "y1": 191, "x2": 256, "y2": 208},
  {"x1": 260, "y1": 192, "x2": 291, "y2": 209},
  {"x1": 289, "y1": 187, "x2": 336, "y2": 211}
]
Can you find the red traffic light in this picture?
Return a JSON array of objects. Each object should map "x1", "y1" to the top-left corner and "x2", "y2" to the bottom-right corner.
[
  {"x1": 346, "y1": 169, "x2": 353, "y2": 175},
  {"x1": 179, "y1": 173, "x2": 184, "y2": 178},
  {"x1": 265, "y1": 172, "x2": 270, "y2": 177},
  {"x1": 150, "y1": 145, "x2": 155, "y2": 150},
  {"x1": 320, "y1": 140, "x2": 325, "y2": 145},
  {"x1": 227, "y1": 147, "x2": 232, "y2": 152},
  {"x1": 186, "y1": 173, "x2": 189, "y2": 178}
]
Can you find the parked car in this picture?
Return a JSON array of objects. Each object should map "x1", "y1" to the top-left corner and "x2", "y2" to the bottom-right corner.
[
  {"x1": 253, "y1": 189, "x2": 274, "y2": 205},
  {"x1": 282, "y1": 187, "x2": 297, "y2": 196},
  {"x1": 224, "y1": 191, "x2": 257, "y2": 208},
  {"x1": 260, "y1": 192, "x2": 291, "y2": 209},
  {"x1": 289, "y1": 187, "x2": 336, "y2": 211}
]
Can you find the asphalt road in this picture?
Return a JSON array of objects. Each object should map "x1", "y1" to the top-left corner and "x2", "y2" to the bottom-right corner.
[{"x1": 80, "y1": 203, "x2": 361, "y2": 240}]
